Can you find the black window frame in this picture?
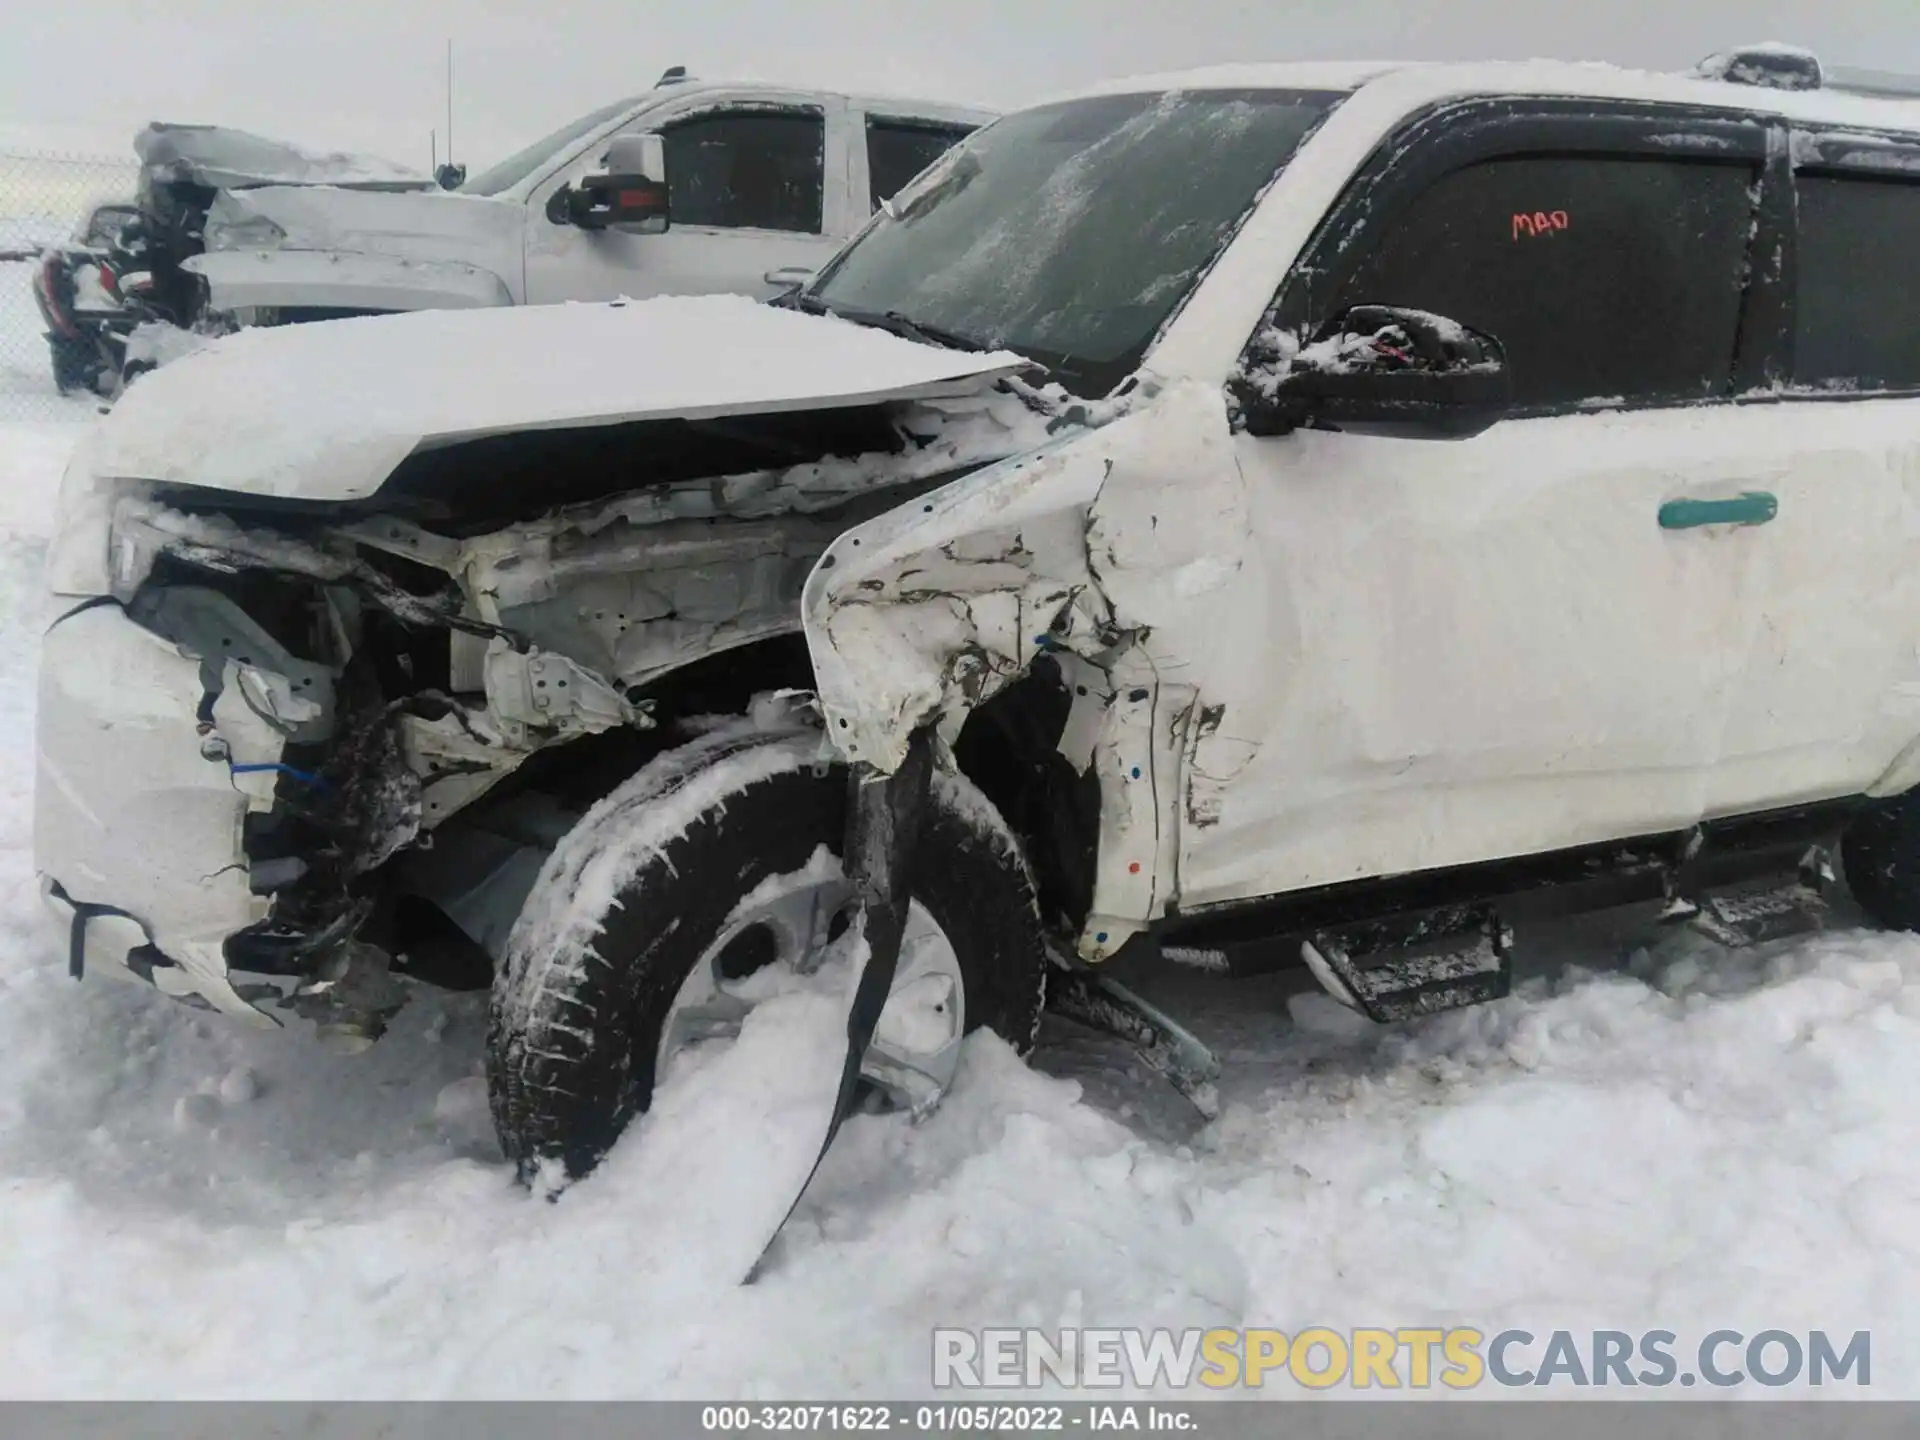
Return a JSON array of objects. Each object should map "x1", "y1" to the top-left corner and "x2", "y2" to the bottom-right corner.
[
  {"x1": 1244, "y1": 97, "x2": 1783, "y2": 421},
  {"x1": 863, "y1": 114, "x2": 977, "y2": 213},
  {"x1": 657, "y1": 102, "x2": 829, "y2": 235},
  {"x1": 1781, "y1": 126, "x2": 1920, "y2": 398}
]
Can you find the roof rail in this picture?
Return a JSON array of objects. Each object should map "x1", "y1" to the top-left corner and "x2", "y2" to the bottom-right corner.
[{"x1": 1825, "y1": 65, "x2": 1920, "y2": 101}]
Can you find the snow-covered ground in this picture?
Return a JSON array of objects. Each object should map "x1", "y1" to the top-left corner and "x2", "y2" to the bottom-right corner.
[{"x1": 0, "y1": 417, "x2": 1917, "y2": 1399}]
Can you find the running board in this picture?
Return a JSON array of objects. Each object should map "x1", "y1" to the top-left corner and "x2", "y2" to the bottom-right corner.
[
  {"x1": 1666, "y1": 847, "x2": 1834, "y2": 948},
  {"x1": 1303, "y1": 907, "x2": 1513, "y2": 1024},
  {"x1": 1161, "y1": 801, "x2": 1858, "y2": 980}
]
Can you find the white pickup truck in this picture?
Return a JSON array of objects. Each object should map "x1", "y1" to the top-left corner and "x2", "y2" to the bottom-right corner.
[
  {"x1": 45, "y1": 47, "x2": 1920, "y2": 1221},
  {"x1": 136, "y1": 70, "x2": 990, "y2": 325}
]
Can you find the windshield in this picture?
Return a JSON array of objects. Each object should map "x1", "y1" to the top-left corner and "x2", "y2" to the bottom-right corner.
[
  {"x1": 462, "y1": 96, "x2": 643, "y2": 196},
  {"x1": 808, "y1": 88, "x2": 1341, "y2": 396}
]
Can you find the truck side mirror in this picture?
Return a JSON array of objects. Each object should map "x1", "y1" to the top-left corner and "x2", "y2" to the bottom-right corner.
[
  {"x1": 554, "y1": 132, "x2": 670, "y2": 234},
  {"x1": 1236, "y1": 306, "x2": 1511, "y2": 440},
  {"x1": 764, "y1": 266, "x2": 815, "y2": 295}
]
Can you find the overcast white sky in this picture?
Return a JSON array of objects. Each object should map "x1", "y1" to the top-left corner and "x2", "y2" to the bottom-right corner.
[{"x1": 6, "y1": 0, "x2": 1917, "y2": 166}]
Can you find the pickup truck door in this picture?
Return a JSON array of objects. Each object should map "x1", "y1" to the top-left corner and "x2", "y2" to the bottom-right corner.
[
  {"x1": 1177, "y1": 103, "x2": 1776, "y2": 910},
  {"x1": 1698, "y1": 130, "x2": 1920, "y2": 816},
  {"x1": 524, "y1": 91, "x2": 855, "y2": 305}
]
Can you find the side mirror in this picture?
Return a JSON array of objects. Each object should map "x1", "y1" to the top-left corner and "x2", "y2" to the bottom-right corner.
[
  {"x1": 550, "y1": 131, "x2": 670, "y2": 233},
  {"x1": 1238, "y1": 305, "x2": 1510, "y2": 440},
  {"x1": 764, "y1": 265, "x2": 815, "y2": 295}
]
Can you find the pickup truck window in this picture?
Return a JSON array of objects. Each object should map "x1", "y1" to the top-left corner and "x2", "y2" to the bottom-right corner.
[
  {"x1": 462, "y1": 97, "x2": 642, "y2": 197},
  {"x1": 1795, "y1": 173, "x2": 1920, "y2": 391},
  {"x1": 810, "y1": 88, "x2": 1341, "y2": 397},
  {"x1": 867, "y1": 119, "x2": 975, "y2": 209},
  {"x1": 1332, "y1": 154, "x2": 1756, "y2": 409},
  {"x1": 664, "y1": 110, "x2": 826, "y2": 233}
]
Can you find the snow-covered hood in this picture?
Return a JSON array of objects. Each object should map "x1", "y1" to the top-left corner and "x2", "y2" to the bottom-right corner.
[
  {"x1": 88, "y1": 294, "x2": 1033, "y2": 502},
  {"x1": 197, "y1": 185, "x2": 524, "y2": 270},
  {"x1": 135, "y1": 122, "x2": 434, "y2": 191}
]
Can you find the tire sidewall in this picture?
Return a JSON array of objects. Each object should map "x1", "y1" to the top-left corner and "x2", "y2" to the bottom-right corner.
[{"x1": 489, "y1": 744, "x2": 1045, "y2": 1179}]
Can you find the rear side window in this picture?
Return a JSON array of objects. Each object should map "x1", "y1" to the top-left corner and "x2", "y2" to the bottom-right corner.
[
  {"x1": 1795, "y1": 174, "x2": 1920, "y2": 390},
  {"x1": 662, "y1": 110, "x2": 825, "y2": 233},
  {"x1": 1332, "y1": 156, "x2": 1756, "y2": 410},
  {"x1": 867, "y1": 119, "x2": 973, "y2": 210}
]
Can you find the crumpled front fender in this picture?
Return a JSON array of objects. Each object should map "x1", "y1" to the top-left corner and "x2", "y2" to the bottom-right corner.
[
  {"x1": 802, "y1": 382, "x2": 1252, "y2": 948},
  {"x1": 801, "y1": 424, "x2": 1110, "y2": 774}
]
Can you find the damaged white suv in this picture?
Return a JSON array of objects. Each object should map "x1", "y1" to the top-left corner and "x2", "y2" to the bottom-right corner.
[{"x1": 38, "y1": 51, "x2": 1920, "y2": 1185}]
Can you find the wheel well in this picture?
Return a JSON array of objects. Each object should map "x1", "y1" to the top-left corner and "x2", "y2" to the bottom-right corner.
[
  {"x1": 392, "y1": 635, "x2": 1098, "y2": 964},
  {"x1": 478, "y1": 631, "x2": 817, "y2": 814},
  {"x1": 482, "y1": 637, "x2": 1100, "y2": 934},
  {"x1": 952, "y1": 658, "x2": 1100, "y2": 936}
]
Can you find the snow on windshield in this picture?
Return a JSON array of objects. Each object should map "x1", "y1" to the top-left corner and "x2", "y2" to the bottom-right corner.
[{"x1": 811, "y1": 88, "x2": 1341, "y2": 396}]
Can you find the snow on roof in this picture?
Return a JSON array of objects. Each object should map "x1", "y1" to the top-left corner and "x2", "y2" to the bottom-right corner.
[
  {"x1": 1044, "y1": 60, "x2": 1409, "y2": 103},
  {"x1": 1044, "y1": 56, "x2": 1920, "y2": 135},
  {"x1": 134, "y1": 122, "x2": 435, "y2": 192},
  {"x1": 626, "y1": 77, "x2": 995, "y2": 126}
]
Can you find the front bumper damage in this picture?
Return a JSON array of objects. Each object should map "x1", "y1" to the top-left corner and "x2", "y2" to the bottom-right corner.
[
  {"x1": 35, "y1": 384, "x2": 1064, "y2": 1032},
  {"x1": 37, "y1": 601, "x2": 288, "y2": 1021}
]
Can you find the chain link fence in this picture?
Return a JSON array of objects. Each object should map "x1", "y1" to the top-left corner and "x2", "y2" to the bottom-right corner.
[{"x1": 1, "y1": 147, "x2": 140, "y2": 423}]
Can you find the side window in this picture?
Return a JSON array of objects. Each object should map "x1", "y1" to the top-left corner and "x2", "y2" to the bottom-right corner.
[
  {"x1": 1795, "y1": 174, "x2": 1920, "y2": 390},
  {"x1": 1331, "y1": 155, "x2": 1756, "y2": 409},
  {"x1": 660, "y1": 110, "x2": 825, "y2": 233},
  {"x1": 866, "y1": 119, "x2": 974, "y2": 209}
]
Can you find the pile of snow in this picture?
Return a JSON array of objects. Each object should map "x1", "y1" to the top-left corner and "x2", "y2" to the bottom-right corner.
[{"x1": 0, "y1": 422, "x2": 1918, "y2": 1398}]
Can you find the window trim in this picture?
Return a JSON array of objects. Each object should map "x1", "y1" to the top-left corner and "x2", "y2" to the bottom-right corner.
[
  {"x1": 861, "y1": 113, "x2": 977, "y2": 213},
  {"x1": 525, "y1": 93, "x2": 842, "y2": 232},
  {"x1": 1777, "y1": 127, "x2": 1920, "y2": 400},
  {"x1": 1250, "y1": 97, "x2": 1779, "y2": 421},
  {"x1": 655, "y1": 102, "x2": 831, "y2": 236}
]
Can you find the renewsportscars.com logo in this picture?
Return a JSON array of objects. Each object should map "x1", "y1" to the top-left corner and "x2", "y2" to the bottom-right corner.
[{"x1": 931, "y1": 1327, "x2": 1871, "y2": 1391}]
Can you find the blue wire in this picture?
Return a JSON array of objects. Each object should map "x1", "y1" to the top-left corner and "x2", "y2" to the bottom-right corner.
[{"x1": 230, "y1": 762, "x2": 328, "y2": 790}]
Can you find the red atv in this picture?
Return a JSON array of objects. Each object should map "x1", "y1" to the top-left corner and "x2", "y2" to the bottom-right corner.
[{"x1": 29, "y1": 200, "x2": 144, "y2": 397}]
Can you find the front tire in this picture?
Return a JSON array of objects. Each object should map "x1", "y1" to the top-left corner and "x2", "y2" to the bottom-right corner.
[{"x1": 487, "y1": 724, "x2": 1048, "y2": 1183}]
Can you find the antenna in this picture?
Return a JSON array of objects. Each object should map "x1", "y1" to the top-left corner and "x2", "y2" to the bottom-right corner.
[
  {"x1": 431, "y1": 128, "x2": 437, "y2": 171},
  {"x1": 446, "y1": 39, "x2": 454, "y2": 167}
]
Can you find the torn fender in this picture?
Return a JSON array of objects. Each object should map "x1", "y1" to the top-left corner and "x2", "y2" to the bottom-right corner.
[{"x1": 802, "y1": 382, "x2": 1254, "y2": 946}]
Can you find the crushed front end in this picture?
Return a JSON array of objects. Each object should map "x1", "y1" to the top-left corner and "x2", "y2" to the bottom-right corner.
[
  {"x1": 35, "y1": 382, "x2": 1055, "y2": 1044},
  {"x1": 36, "y1": 485, "x2": 518, "y2": 1039}
]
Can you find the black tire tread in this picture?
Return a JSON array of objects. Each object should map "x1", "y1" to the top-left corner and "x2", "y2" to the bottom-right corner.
[
  {"x1": 487, "y1": 729, "x2": 1048, "y2": 1183},
  {"x1": 1843, "y1": 792, "x2": 1920, "y2": 932}
]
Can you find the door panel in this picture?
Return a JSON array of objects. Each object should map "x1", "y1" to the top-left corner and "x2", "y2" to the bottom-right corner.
[
  {"x1": 1699, "y1": 398, "x2": 1920, "y2": 816},
  {"x1": 1708, "y1": 154, "x2": 1920, "y2": 813},
  {"x1": 524, "y1": 95, "x2": 851, "y2": 306},
  {"x1": 1178, "y1": 121, "x2": 1779, "y2": 910},
  {"x1": 1178, "y1": 412, "x2": 1770, "y2": 909}
]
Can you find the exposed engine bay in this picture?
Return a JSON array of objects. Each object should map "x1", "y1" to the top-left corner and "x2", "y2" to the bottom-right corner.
[{"x1": 45, "y1": 387, "x2": 1065, "y2": 1043}]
